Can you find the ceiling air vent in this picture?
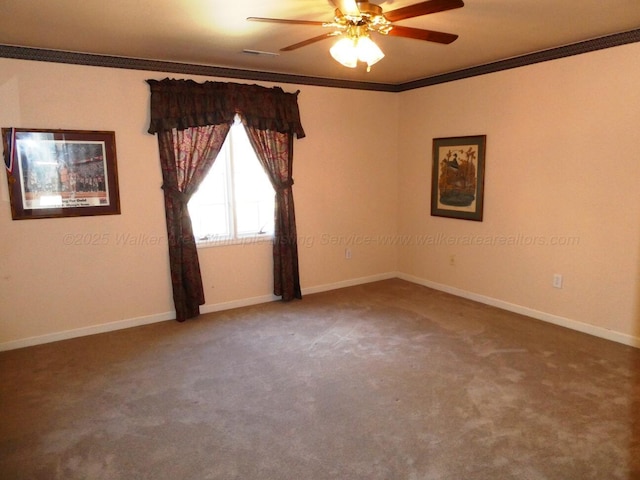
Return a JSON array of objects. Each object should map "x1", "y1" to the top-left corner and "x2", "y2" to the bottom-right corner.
[{"x1": 242, "y1": 49, "x2": 280, "y2": 57}]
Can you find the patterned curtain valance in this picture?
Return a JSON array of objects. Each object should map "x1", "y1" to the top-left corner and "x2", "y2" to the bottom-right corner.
[{"x1": 146, "y1": 78, "x2": 305, "y2": 139}]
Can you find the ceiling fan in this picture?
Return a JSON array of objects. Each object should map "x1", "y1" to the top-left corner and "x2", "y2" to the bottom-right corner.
[{"x1": 247, "y1": 0, "x2": 464, "y2": 72}]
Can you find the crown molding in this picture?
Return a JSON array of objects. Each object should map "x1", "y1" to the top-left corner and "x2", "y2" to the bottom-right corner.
[
  {"x1": 1, "y1": 28, "x2": 638, "y2": 92},
  {"x1": 398, "y1": 29, "x2": 640, "y2": 90},
  {"x1": 0, "y1": 45, "x2": 395, "y2": 92}
]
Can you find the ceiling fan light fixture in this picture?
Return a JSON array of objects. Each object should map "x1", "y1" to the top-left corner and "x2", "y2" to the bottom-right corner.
[
  {"x1": 330, "y1": 36, "x2": 359, "y2": 68},
  {"x1": 355, "y1": 35, "x2": 384, "y2": 70},
  {"x1": 330, "y1": 33, "x2": 384, "y2": 72}
]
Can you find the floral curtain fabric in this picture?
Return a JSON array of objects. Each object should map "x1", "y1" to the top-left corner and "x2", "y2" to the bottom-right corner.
[
  {"x1": 157, "y1": 125, "x2": 231, "y2": 321},
  {"x1": 243, "y1": 124, "x2": 301, "y2": 301}
]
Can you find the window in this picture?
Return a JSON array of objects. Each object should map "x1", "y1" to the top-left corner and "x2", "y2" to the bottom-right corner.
[{"x1": 188, "y1": 117, "x2": 275, "y2": 245}]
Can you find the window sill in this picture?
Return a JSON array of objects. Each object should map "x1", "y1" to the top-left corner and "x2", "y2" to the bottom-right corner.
[{"x1": 196, "y1": 234, "x2": 274, "y2": 249}]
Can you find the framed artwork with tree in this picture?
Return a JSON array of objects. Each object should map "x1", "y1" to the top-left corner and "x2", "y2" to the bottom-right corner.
[{"x1": 431, "y1": 135, "x2": 486, "y2": 221}]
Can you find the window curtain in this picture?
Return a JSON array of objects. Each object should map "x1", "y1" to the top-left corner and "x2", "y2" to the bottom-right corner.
[
  {"x1": 157, "y1": 125, "x2": 231, "y2": 322},
  {"x1": 243, "y1": 123, "x2": 301, "y2": 301},
  {"x1": 147, "y1": 78, "x2": 305, "y2": 321}
]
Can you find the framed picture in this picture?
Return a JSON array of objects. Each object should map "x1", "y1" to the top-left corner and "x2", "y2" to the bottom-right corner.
[
  {"x1": 2, "y1": 128, "x2": 120, "y2": 220},
  {"x1": 431, "y1": 135, "x2": 486, "y2": 221}
]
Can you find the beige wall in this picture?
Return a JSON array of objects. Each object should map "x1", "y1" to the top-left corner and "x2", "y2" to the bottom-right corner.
[
  {"x1": 397, "y1": 42, "x2": 640, "y2": 343},
  {"x1": 0, "y1": 60, "x2": 398, "y2": 348},
  {"x1": 1, "y1": 41, "x2": 639, "y2": 350},
  {"x1": 197, "y1": 84, "x2": 400, "y2": 302}
]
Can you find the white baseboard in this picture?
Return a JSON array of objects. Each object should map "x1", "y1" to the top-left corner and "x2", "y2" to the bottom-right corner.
[
  {"x1": 302, "y1": 272, "x2": 397, "y2": 296},
  {"x1": 0, "y1": 311, "x2": 176, "y2": 352},
  {"x1": 398, "y1": 272, "x2": 640, "y2": 349},
  {"x1": 199, "y1": 293, "x2": 281, "y2": 314},
  {"x1": 201, "y1": 272, "x2": 398, "y2": 313},
  {"x1": 4, "y1": 272, "x2": 636, "y2": 351},
  {"x1": 0, "y1": 272, "x2": 397, "y2": 352}
]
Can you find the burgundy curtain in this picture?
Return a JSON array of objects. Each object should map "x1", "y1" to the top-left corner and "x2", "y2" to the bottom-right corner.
[
  {"x1": 147, "y1": 78, "x2": 305, "y2": 321},
  {"x1": 158, "y1": 125, "x2": 231, "y2": 321},
  {"x1": 243, "y1": 124, "x2": 301, "y2": 300}
]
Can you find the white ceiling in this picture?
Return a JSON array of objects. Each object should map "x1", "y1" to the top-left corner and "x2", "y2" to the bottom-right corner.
[{"x1": 1, "y1": 0, "x2": 639, "y2": 86}]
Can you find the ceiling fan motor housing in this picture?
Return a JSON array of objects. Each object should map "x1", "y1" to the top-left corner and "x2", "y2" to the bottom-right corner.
[{"x1": 335, "y1": 1, "x2": 392, "y2": 34}]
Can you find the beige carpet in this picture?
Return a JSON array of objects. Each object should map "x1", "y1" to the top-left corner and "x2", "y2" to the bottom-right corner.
[{"x1": 1, "y1": 279, "x2": 639, "y2": 479}]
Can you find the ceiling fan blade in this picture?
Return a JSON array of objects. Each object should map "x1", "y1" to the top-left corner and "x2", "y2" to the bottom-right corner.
[
  {"x1": 247, "y1": 17, "x2": 326, "y2": 26},
  {"x1": 330, "y1": 0, "x2": 361, "y2": 18},
  {"x1": 387, "y1": 25, "x2": 458, "y2": 44},
  {"x1": 384, "y1": 0, "x2": 464, "y2": 22},
  {"x1": 280, "y1": 32, "x2": 340, "y2": 51}
]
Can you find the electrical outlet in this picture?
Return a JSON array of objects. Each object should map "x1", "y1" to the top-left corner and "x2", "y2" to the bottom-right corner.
[
  {"x1": 553, "y1": 273, "x2": 563, "y2": 288},
  {"x1": 345, "y1": 248, "x2": 352, "y2": 259}
]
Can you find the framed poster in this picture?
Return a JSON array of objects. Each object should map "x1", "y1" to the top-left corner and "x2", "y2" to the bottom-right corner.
[
  {"x1": 2, "y1": 128, "x2": 120, "y2": 220},
  {"x1": 431, "y1": 135, "x2": 486, "y2": 221}
]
